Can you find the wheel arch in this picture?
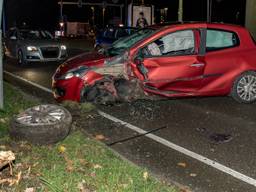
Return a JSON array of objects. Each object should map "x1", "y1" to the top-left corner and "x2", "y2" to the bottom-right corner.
[{"x1": 229, "y1": 69, "x2": 256, "y2": 94}]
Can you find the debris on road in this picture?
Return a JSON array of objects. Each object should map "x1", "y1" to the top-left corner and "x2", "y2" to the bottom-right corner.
[
  {"x1": 196, "y1": 128, "x2": 233, "y2": 144},
  {"x1": 209, "y1": 133, "x2": 233, "y2": 144},
  {"x1": 189, "y1": 173, "x2": 197, "y2": 177},
  {"x1": 177, "y1": 162, "x2": 187, "y2": 168},
  {"x1": 129, "y1": 100, "x2": 160, "y2": 121}
]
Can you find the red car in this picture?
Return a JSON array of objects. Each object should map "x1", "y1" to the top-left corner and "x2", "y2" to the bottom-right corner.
[{"x1": 53, "y1": 23, "x2": 256, "y2": 104}]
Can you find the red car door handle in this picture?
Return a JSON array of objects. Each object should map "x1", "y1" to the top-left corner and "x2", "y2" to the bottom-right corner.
[{"x1": 190, "y1": 63, "x2": 205, "y2": 67}]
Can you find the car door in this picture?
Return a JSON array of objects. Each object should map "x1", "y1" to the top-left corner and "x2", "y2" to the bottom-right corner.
[
  {"x1": 202, "y1": 29, "x2": 240, "y2": 92},
  {"x1": 135, "y1": 29, "x2": 206, "y2": 94}
]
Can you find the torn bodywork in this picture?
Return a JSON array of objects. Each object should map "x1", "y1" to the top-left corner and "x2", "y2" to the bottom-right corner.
[
  {"x1": 79, "y1": 52, "x2": 147, "y2": 105},
  {"x1": 81, "y1": 76, "x2": 146, "y2": 105}
]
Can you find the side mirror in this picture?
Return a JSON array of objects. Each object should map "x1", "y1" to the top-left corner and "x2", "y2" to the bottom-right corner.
[{"x1": 10, "y1": 36, "x2": 17, "y2": 40}]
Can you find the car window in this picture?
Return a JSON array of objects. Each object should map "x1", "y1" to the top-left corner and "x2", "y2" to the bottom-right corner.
[
  {"x1": 206, "y1": 29, "x2": 239, "y2": 52},
  {"x1": 19, "y1": 30, "x2": 53, "y2": 39},
  {"x1": 143, "y1": 30, "x2": 195, "y2": 57},
  {"x1": 106, "y1": 28, "x2": 155, "y2": 56}
]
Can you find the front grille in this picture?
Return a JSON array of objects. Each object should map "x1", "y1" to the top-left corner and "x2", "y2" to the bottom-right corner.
[{"x1": 40, "y1": 47, "x2": 60, "y2": 58}]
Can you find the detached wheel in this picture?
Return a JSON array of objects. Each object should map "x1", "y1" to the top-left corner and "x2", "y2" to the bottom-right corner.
[
  {"x1": 10, "y1": 104, "x2": 72, "y2": 145},
  {"x1": 17, "y1": 50, "x2": 27, "y2": 66},
  {"x1": 231, "y1": 71, "x2": 256, "y2": 103}
]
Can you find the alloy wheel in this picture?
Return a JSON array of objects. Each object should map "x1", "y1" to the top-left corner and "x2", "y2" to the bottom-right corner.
[
  {"x1": 237, "y1": 74, "x2": 256, "y2": 102},
  {"x1": 16, "y1": 104, "x2": 66, "y2": 126}
]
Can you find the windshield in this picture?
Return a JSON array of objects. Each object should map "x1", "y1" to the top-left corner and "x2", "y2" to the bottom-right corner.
[
  {"x1": 105, "y1": 28, "x2": 155, "y2": 56},
  {"x1": 20, "y1": 30, "x2": 53, "y2": 40}
]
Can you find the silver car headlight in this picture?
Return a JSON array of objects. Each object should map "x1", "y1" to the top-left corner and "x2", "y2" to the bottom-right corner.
[
  {"x1": 61, "y1": 45, "x2": 67, "y2": 50},
  {"x1": 27, "y1": 46, "x2": 38, "y2": 52}
]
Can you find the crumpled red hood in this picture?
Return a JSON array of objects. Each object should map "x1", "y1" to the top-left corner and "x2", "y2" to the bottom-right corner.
[
  {"x1": 66, "y1": 51, "x2": 108, "y2": 68},
  {"x1": 56, "y1": 51, "x2": 109, "y2": 76}
]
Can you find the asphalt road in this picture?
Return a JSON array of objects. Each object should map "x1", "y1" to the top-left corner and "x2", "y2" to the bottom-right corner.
[{"x1": 3, "y1": 44, "x2": 256, "y2": 192}]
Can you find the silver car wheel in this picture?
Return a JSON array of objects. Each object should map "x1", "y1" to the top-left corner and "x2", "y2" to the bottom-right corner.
[
  {"x1": 10, "y1": 104, "x2": 72, "y2": 145},
  {"x1": 237, "y1": 75, "x2": 256, "y2": 102},
  {"x1": 16, "y1": 104, "x2": 66, "y2": 126}
]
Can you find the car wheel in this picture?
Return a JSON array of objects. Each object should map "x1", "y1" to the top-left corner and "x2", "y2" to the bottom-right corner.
[
  {"x1": 231, "y1": 71, "x2": 256, "y2": 103},
  {"x1": 17, "y1": 50, "x2": 27, "y2": 66},
  {"x1": 9, "y1": 104, "x2": 72, "y2": 145}
]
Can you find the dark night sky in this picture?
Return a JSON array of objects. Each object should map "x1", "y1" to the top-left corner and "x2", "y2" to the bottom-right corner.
[
  {"x1": 4, "y1": 0, "x2": 200, "y2": 30},
  {"x1": 4, "y1": 0, "x2": 246, "y2": 32},
  {"x1": 5, "y1": 0, "x2": 59, "y2": 31}
]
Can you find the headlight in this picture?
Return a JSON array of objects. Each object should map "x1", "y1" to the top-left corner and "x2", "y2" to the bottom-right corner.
[
  {"x1": 27, "y1": 46, "x2": 38, "y2": 52},
  {"x1": 61, "y1": 45, "x2": 67, "y2": 50},
  {"x1": 60, "y1": 66, "x2": 89, "y2": 80},
  {"x1": 63, "y1": 72, "x2": 74, "y2": 79}
]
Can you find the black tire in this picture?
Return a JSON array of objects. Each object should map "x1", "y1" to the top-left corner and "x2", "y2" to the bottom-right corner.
[
  {"x1": 231, "y1": 71, "x2": 256, "y2": 104},
  {"x1": 9, "y1": 105, "x2": 72, "y2": 145},
  {"x1": 17, "y1": 49, "x2": 27, "y2": 66}
]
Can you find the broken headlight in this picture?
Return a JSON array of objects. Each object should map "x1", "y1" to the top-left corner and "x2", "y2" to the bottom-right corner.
[
  {"x1": 62, "y1": 72, "x2": 76, "y2": 79},
  {"x1": 60, "y1": 66, "x2": 89, "y2": 80}
]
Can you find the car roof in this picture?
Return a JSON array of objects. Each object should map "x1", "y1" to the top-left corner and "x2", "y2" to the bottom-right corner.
[{"x1": 148, "y1": 22, "x2": 245, "y2": 31}]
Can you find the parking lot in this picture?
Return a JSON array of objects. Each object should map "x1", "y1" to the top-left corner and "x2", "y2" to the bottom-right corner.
[{"x1": 3, "y1": 41, "x2": 256, "y2": 192}]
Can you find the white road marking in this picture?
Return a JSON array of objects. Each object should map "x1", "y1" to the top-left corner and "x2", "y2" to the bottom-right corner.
[
  {"x1": 4, "y1": 70, "x2": 52, "y2": 94},
  {"x1": 98, "y1": 111, "x2": 256, "y2": 188},
  {"x1": 4, "y1": 70, "x2": 256, "y2": 188}
]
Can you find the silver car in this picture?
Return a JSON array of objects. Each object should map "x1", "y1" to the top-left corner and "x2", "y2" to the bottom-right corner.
[{"x1": 5, "y1": 28, "x2": 68, "y2": 65}]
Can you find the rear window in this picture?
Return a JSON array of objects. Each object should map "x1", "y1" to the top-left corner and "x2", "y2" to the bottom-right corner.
[{"x1": 206, "y1": 29, "x2": 239, "y2": 52}]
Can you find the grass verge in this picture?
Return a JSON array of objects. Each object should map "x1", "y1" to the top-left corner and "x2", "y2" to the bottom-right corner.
[{"x1": 0, "y1": 83, "x2": 177, "y2": 192}]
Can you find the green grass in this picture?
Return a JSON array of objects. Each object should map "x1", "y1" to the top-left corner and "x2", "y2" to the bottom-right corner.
[
  {"x1": 0, "y1": 83, "x2": 177, "y2": 192},
  {"x1": 0, "y1": 83, "x2": 39, "y2": 138}
]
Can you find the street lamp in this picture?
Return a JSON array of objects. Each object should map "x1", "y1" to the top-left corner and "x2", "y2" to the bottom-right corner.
[
  {"x1": 59, "y1": 22, "x2": 64, "y2": 28},
  {"x1": 178, "y1": 0, "x2": 183, "y2": 22},
  {"x1": 91, "y1": 6, "x2": 95, "y2": 27},
  {"x1": 207, "y1": 0, "x2": 212, "y2": 22}
]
